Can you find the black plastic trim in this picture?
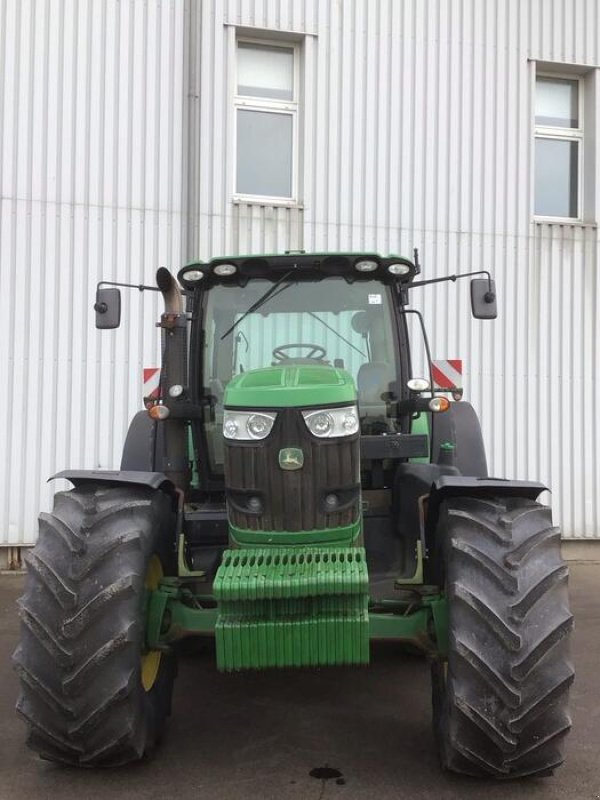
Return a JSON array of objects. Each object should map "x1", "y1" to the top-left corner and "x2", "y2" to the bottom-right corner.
[
  {"x1": 426, "y1": 476, "x2": 547, "y2": 538},
  {"x1": 360, "y1": 433, "x2": 429, "y2": 460},
  {"x1": 433, "y1": 475, "x2": 546, "y2": 496},
  {"x1": 52, "y1": 470, "x2": 176, "y2": 494},
  {"x1": 430, "y1": 401, "x2": 488, "y2": 477},
  {"x1": 120, "y1": 411, "x2": 161, "y2": 472}
]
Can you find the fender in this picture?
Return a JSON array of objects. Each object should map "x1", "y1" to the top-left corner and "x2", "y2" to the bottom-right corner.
[
  {"x1": 120, "y1": 410, "x2": 168, "y2": 473},
  {"x1": 425, "y1": 475, "x2": 547, "y2": 540},
  {"x1": 52, "y1": 469, "x2": 176, "y2": 495},
  {"x1": 430, "y1": 401, "x2": 488, "y2": 477}
]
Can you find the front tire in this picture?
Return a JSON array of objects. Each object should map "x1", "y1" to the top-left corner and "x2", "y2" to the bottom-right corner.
[
  {"x1": 432, "y1": 496, "x2": 573, "y2": 778},
  {"x1": 13, "y1": 483, "x2": 177, "y2": 767}
]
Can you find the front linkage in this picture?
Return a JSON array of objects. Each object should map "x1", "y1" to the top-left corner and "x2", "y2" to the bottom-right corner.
[
  {"x1": 145, "y1": 567, "x2": 449, "y2": 667},
  {"x1": 146, "y1": 515, "x2": 448, "y2": 668}
]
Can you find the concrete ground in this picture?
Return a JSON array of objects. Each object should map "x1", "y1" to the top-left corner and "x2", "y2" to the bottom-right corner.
[{"x1": 0, "y1": 564, "x2": 598, "y2": 800}]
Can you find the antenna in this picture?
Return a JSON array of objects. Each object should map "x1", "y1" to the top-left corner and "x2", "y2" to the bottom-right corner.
[{"x1": 413, "y1": 248, "x2": 421, "y2": 275}]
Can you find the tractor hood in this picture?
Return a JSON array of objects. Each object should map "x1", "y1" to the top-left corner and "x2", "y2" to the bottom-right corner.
[{"x1": 224, "y1": 364, "x2": 357, "y2": 409}]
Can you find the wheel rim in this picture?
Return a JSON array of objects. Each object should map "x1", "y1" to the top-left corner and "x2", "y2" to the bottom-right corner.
[{"x1": 141, "y1": 554, "x2": 163, "y2": 692}]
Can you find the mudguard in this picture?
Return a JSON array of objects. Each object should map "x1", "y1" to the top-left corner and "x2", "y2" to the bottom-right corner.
[
  {"x1": 430, "y1": 401, "x2": 488, "y2": 477},
  {"x1": 120, "y1": 410, "x2": 168, "y2": 472},
  {"x1": 52, "y1": 469, "x2": 175, "y2": 495},
  {"x1": 426, "y1": 475, "x2": 547, "y2": 543}
]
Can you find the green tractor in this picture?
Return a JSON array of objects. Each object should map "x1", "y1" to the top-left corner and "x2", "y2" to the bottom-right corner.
[{"x1": 14, "y1": 252, "x2": 573, "y2": 776}]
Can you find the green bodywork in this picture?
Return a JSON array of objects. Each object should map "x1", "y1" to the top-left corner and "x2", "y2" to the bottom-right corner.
[
  {"x1": 410, "y1": 412, "x2": 431, "y2": 464},
  {"x1": 229, "y1": 520, "x2": 361, "y2": 547},
  {"x1": 224, "y1": 364, "x2": 357, "y2": 408},
  {"x1": 213, "y1": 362, "x2": 372, "y2": 669}
]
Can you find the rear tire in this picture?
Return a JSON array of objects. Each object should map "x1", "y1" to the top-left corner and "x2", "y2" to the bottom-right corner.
[
  {"x1": 432, "y1": 496, "x2": 573, "y2": 778},
  {"x1": 13, "y1": 483, "x2": 177, "y2": 767}
]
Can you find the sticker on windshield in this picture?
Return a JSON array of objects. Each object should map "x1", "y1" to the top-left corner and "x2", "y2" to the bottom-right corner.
[{"x1": 368, "y1": 294, "x2": 382, "y2": 305}]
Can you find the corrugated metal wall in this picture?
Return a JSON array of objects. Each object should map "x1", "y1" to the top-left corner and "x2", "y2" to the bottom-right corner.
[
  {"x1": 1, "y1": 0, "x2": 598, "y2": 544},
  {"x1": 0, "y1": 0, "x2": 186, "y2": 544}
]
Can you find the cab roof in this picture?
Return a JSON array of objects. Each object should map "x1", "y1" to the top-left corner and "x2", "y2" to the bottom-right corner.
[{"x1": 178, "y1": 252, "x2": 418, "y2": 289}]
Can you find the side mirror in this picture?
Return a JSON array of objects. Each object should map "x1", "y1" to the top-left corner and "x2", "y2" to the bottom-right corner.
[
  {"x1": 470, "y1": 278, "x2": 497, "y2": 319},
  {"x1": 94, "y1": 287, "x2": 121, "y2": 329}
]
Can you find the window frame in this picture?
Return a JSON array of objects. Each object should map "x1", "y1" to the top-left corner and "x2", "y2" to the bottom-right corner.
[
  {"x1": 534, "y1": 72, "x2": 584, "y2": 222},
  {"x1": 233, "y1": 37, "x2": 300, "y2": 206}
]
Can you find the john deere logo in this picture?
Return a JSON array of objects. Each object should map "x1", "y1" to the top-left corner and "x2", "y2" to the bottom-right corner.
[{"x1": 279, "y1": 447, "x2": 304, "y2": 470}]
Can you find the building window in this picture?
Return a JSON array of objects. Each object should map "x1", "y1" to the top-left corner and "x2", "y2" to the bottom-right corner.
[
  {"x1": 234, "y1": 40, "x2": 298, "y2": 202},
  {"x1": 534, "y1": 75, "x2": 582, "y2": 219}
]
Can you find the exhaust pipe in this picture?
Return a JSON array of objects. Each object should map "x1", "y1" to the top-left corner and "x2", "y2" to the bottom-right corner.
[
  {"x1": 156, "y1": 267, "x2": 184, "y2": 314},
  {"x1": 155, "y1": 268, "x2": 189, "y2": 492}
]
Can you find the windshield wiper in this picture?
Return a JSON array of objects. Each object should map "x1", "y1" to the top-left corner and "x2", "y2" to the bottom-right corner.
[{"x1": 220, "y1": 269, "x2": 296, "y2": 340}]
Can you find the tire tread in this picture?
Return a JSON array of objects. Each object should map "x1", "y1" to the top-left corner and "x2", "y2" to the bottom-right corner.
[
  {"x1": 14, "y1": 483, "x2": 176, "y2": 767},
  {"x1": 433, "y1": 496, "x2": 572, "y2": 778}
]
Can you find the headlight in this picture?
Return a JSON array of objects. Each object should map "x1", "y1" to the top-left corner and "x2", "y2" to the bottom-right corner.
[
  {"x1": 302, "y1": 406, "x2": 359, "y2": 438},
  {"x1": 306, "y1": 411, "x2": 333, "y2": 436},
  {"x1": 247, "y1": 413, "x2": 272, "y2": 438},
  {"x1": 354, "y1": 259, "x2": 378, "y2": 273},
  {"x1": 181, "y1": 268, "x2": 204, "y2": 282},
  {"x1": 223, "y1": 410, "x2": 277, "y2": 440},
  {"x1": 213, "y1": 263, "x2": 237, "y2": 276},
  {"x1": 388, "y1": 262, "x2": 411, "y2": 276},
  {"x1": 407, "y1": 377, "x2": 430, "y2": 393}
]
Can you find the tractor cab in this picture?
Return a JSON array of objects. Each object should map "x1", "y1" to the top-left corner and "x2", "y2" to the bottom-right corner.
[{"x1": 188, "y1": 260, "x2": 413, "y2": 481}]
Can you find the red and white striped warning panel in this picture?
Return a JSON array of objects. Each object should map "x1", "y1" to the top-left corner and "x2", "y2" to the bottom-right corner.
[
  {"x1": 432, "y1": 360, "x2": 463, "y2": 391},
  {"x1": 143, "y1": 368, "x2": 161, "y2": 406}
]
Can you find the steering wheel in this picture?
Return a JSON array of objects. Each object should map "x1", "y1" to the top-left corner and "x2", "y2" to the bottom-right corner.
[{"x1": 272, "y1": 343, "x2": 327, "y2": 362}]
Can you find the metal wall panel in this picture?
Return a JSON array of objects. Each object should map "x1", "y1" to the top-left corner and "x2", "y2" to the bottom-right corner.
[
  {"x1": 2, "y1": 0, "x2": 599, "y2": 544},
  {"x1": 0, "y1": 0, "x2": 186, "y2": 544},
  {"x1": 189, "y1": 0, "x2": 599, "y2": 539}
]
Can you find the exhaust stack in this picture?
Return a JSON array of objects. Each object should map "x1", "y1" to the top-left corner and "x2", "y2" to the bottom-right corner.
[
  {"x1": 157, "y1": 266, "x2": 184, "y2": 314},
  {"x1": 156, "y1": 268, "x2": 189, "y2": 491}
]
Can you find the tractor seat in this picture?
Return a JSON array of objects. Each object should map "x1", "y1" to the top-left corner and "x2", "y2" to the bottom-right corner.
[{"x1": 357, "y1": 361, "x2": 392, "y2": 421}]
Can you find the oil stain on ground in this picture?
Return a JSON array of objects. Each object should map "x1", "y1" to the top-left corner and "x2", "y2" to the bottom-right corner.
[{"x1": 309, "y1": 765, "x2": 346, "y2": 785}]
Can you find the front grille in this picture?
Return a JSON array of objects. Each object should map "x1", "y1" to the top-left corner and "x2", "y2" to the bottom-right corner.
[{"x1": 224, "y1": 408, "x2": 360, "y2": 532}]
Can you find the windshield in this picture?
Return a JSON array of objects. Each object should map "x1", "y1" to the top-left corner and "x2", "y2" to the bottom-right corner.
[{"x1": 201, "y1": 277, "x2": 400, "y2": 472}]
